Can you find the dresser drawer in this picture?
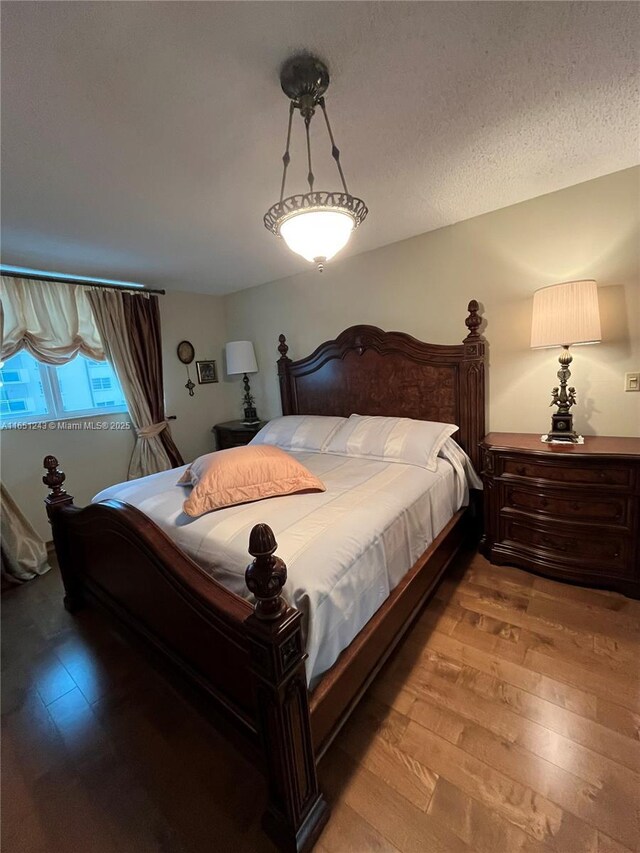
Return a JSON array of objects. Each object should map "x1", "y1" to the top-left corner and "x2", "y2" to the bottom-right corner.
[
  {"x1": 500, "y1": 516, "x2": 631, "y2": 576},
  {"x1": 502, "y1": 484, "x2": 630, "y2": 527},
  {"x1": 502, "y1": 457, "x2": 630, "y2": 488}
]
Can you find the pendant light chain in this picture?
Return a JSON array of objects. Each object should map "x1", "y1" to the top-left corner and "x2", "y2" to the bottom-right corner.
[
  {"x1": 319, "y1": 97, "x2": 349, "y2": 195},
  {"x1": 304, "y1": 115, "x2": 315, "y2": 193},
  {"x1": 279, "y1": 101, "x2": 295, "y2": 204}
]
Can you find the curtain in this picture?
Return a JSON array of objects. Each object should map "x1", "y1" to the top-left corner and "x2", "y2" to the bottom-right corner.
[
  {"x1": 87, "y1": 289, "x2": 183, "y2": 479},
  {"x1": 0, "y1": 276, "x2": 104, "y2": 363},
  {"x1": 0, "y1": 484, "x2": 50, "y2": 583}
]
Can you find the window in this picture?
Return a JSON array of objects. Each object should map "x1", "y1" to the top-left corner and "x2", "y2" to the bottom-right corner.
[{"x1": 0, "y1": 351, "x2": 128, "y2": 425}]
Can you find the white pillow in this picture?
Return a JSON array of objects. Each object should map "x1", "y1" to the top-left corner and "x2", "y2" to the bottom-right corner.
[
  {"x1": 324, "y1": 414, "x2": 458, "y2": 472},
  {"x1": 250, "y1": 415, "x2": 347, "y2": 453}
]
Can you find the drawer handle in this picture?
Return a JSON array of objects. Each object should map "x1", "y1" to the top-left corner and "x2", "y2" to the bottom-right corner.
[
  {"x1": 571, "y1": 502, "x2": 581, "y2": 511},
  {"x1": 516, "y1": 465, "x2": 527, "y2": 476},
  {"x1": 540, "y1": 498, "x2": 549, "y2": 508}
]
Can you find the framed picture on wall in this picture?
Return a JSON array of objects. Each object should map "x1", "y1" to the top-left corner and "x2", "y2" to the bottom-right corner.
[{"x1": 196, "y1": 360, "x2": 218, "y2": 384}]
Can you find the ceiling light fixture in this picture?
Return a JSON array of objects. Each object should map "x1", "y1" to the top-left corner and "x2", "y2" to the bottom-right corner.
[{"x1": 264, "y1": 53, "x2": 368, "y2": 272}]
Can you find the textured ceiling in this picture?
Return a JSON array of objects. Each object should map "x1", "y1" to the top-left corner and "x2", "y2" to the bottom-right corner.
[{"x1": 2, "y1": 2, "x2": 638, "y2": 294}]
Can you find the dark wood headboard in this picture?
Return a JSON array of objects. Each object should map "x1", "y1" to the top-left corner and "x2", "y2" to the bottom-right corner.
[{"x1": 276, "y1": 301, "x2": 486, "y2": 472}]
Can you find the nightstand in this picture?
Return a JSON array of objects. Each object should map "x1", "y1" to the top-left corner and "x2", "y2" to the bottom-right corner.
[
  {"x1": 480, "y1": 433, "x2": 640, "y2": 598},
  {"x1": 212, "y1": 420, "x2": 267, "y2": 450}
]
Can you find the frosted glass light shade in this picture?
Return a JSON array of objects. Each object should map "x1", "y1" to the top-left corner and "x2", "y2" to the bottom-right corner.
[
  {"x1": 531, "y1": 280, "x2": 601, "y2": 348},
  {"x1": 225, "y1": 340, "x2": 258, "y2": 375},
  {"x1": 279, "y1": 209, "x2": 355, "y2": 266}
]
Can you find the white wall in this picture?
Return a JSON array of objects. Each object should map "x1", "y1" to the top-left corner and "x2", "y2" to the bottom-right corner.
[
  {"x1": 225, "y1": 167, "x2": 639, "y2": 439},
  {"x1": 1, "y1": 290, "x2": 236, "y2": 539}
]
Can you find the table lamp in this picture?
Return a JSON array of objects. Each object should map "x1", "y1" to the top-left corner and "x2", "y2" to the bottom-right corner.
[
  {"x1": 530, "y1": 280, "x2": 601, "y2": 442},
  {"x1": 225, "y1": 340, "x2": 259, "y2": 424}
]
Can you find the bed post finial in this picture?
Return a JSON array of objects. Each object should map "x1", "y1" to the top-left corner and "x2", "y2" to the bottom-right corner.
[
  {"x1": 245, "y1": 523, "x2": 287, "y2": 620},
  {"x1": 43, "y1": 456, "x2": 74, "y2": 517},
  {"x1": 278, "y1": 333, "x2": 289, "y2": 361},
  {"x1": 464, "y1": 300, "x2": 482, "y2": 340}
]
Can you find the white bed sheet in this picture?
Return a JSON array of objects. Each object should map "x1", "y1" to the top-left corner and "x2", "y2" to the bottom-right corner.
[{"x1": 93, "y1": 450, "x2": 471, "y2": 687}]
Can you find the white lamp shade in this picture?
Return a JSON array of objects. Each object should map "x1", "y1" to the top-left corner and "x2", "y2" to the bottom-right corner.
[
  {"x1": 279, "y1": 209, "x2": 355, "y2": 264},
  {"x1": 225, "y1": 340, "x2": 258, "y2": 375},
  {"x1": 530, "y1": 280, "x2": 601, "y2": 348}
]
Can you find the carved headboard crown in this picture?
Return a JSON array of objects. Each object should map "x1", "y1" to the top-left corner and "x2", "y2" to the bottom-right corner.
[{"x1": 277, "y1": 301, "x2": 485, "y2": 472}]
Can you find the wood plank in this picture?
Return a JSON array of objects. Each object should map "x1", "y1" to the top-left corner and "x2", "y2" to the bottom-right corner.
[
  {"x1": 526, "y1": 595, "x2": 640, "y2": 645},
  {"x1": 596, "y1": 698, "x2": 640, "y2": 742},
  {"x1": 530, "y1": 575, "x2": 640, "y2": 617},
  {"x1": 438, "y1": 582, "x2": 598, "y2": 660},
  {"x1": 466, "y1": 556, "x2": 639, "y2": 620},
  {"x1": 442, "y1": 582, "x2": 640, "y2": 702},
  {"x1": 456, "y1": 722, "x2": 640, "y2": 849},
  {"x1": 462, "y1": 563, "x2": 640, "y2": 656},
  {"x1": 400, "y1": 720, "x2": 597, "y2": 848},
  {"x1": 387, "y1": 639, "x2": 464, "y2": 686},
  {"x1": 404, "y1": 660, "x2": 640, "y2": 774},
  {"x1": 367, "y1": 679, "x2": 417, "y2": 717},
  {"x1": 337, "y1": 696, "x2": 437, "y2": 810},
  {"x1": 427, "y1": 777, "x2": 531, "y2": 853},
  {"x1": 425, "y1": 628, "x2": 598, "y2": 718},
  {"x1": 592, "y1": 635, "x2": 640, "y2": 674},
  {"x1": 321, "y1": 747, "x2": 473, "y2": 853},
  {"x1": 318, "y1": 800, "x2": 401, "y2": 852},
  {"x1": 402, "y1": 694, "x2": 467, "y2": 745},
  {"x1": 407, "y1": 676, "x2": 640, "y2": 807},
  {"x1": 597, "y1": 832, "x2": 634, "y2": 853},
  {"x1": 524, "y1": 649, "x2": 640, "y2": 714}
]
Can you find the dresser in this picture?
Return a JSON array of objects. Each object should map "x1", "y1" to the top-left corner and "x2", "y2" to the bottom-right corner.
[
  {"x1": 480, "y1": 433, "x2": 640, "y2": 598},
  {"x1": 212, "y1": 420, "x2": 267, "y2": 450}
]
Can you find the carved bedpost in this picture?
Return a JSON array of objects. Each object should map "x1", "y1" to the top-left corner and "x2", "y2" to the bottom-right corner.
[
  {"x1": 42, "y1": 456, "x2": 82, "y2": 612},
  {"x1": 43, "y1": 455, "x2": 74, "y2": 517},
  {"x1": 277, "y1": 334, "x2": 295, "y2": 416},
  {"x1": 461, "y1": 300, "x2": 486, "y2": 474},
  {"x1": 245, "y1": 523, "x2": 329, "y2": 852}
]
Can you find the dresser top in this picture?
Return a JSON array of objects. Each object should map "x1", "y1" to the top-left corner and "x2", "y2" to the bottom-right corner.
[{"x1": 482, "y1": 433, "x2": 640, "y2": 458}]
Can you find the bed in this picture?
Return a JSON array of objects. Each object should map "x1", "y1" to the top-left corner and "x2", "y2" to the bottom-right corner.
[{"x1": 42, "y1": 302, "x2": 486, "y2": 853}]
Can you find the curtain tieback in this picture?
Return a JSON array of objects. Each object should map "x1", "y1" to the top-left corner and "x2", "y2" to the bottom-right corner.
[{"x1": 136, "y1": 420, "x2": 168, "y2": 439}]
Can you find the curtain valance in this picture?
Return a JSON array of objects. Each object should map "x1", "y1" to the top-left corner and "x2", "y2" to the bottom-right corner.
[{"x1": 0, "y1": 276, "x2": 104, "y2": 364}]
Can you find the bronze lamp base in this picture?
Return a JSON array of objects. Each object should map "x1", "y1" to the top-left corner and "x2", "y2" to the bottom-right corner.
[{"x1": 543, "y1": 346, "x2": 580, "y2": 443}]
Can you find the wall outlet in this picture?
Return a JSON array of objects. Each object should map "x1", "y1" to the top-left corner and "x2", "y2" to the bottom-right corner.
[{"x1": 624, "y1": 372, "x2": 640, "y2": 392}]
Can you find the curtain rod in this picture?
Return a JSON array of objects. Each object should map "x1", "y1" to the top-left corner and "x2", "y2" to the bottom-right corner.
[{"x1": 0, "y1": 270, "x2": 166, "y2": 295}]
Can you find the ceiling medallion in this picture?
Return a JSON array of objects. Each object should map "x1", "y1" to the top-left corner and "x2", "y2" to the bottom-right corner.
[{"x1": 263, "y1": 53, "x2": 368, "y2": 272}]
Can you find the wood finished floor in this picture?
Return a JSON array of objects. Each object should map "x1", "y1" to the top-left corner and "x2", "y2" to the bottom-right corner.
[{"x1": 3, "y1": 549, "x2": 639, "y2": 853}]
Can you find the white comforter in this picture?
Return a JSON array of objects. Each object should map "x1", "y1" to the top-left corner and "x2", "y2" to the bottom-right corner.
[{"x1": 93, "y1": 447, "x2": 478, "y2": 686}]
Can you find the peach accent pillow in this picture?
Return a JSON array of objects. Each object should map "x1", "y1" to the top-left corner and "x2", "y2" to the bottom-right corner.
[{"x1": 178, "y1": 445, "x2": 325, "y2": 518}]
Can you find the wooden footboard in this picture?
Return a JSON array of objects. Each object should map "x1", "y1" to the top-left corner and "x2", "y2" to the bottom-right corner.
[
  {"x1": 42, "y1": 457, "x2": 329, "y2": 853},
  {"x1": 43, "y1": 452, "x2": 476, "y2": 852},
  {"x1": 43, "y1": 454, "x2": 477, "y2": 852}
]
